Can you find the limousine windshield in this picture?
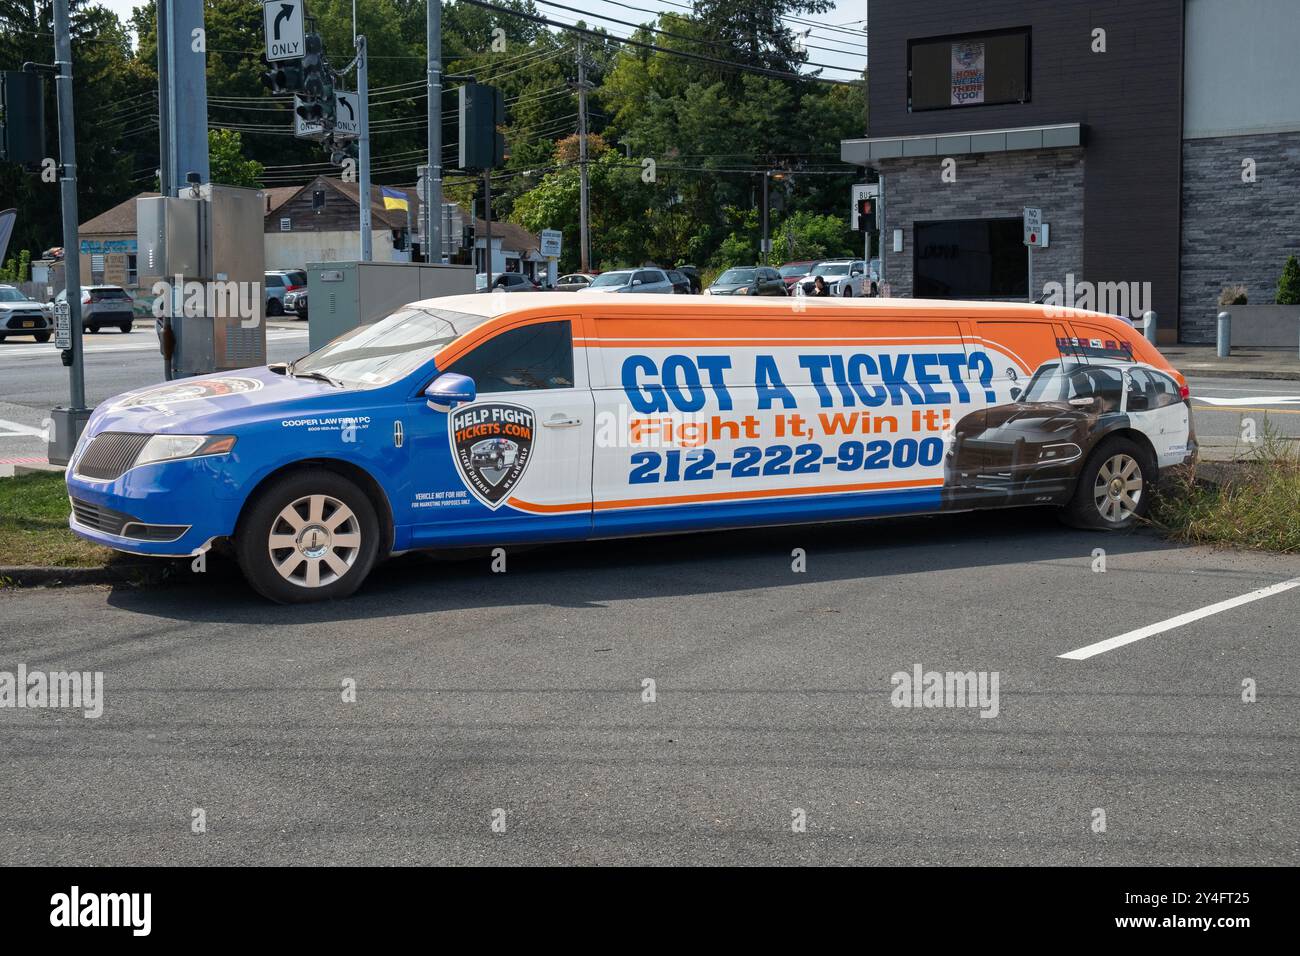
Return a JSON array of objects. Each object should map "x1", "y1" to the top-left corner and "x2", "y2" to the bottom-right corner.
[{"x1": 291, "y1": 306, "x2": 488, "y2": 388}]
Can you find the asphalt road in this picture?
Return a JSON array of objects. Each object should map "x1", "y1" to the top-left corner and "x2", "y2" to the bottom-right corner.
[
  {"x1": 1, "y1": 510, "x2": 1297, "y2": 865},
  {"x1": 0, "y1": 324, "x2": 311, "y2": 461}
]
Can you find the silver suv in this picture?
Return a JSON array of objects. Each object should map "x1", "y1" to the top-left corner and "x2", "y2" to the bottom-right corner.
[
  {"x1": 583, "y1": 268, "x2": 675, "y2": 293},
  {"x1": 0, "y1": 284, "x2": 53, "y2": 343},
  {"x1": 55, "y1": 285, "x2": 135, "y2": 333},
  {"x1": 264, "y1": 270, "x2": 307, "y2": 316}
]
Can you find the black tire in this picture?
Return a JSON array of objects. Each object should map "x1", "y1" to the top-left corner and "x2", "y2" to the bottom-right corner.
[
  {"x1": 1061, "y1": 436, "x2": 1154, "y2": 531},
  {"x1": 267, "y1": 299, "x2": 284, "y2": 317},
  {"x1": 235, "y1": 470, "x2": 381, "y2": 603},
  {"x1": 119, "y1": 322, "x2": 132, "y2": 333},
  {"x1": 33, "y1": 332, "x2": 50, "y2": 343},
  {"x1": 842, "y1": 287, "x2": 853, "y2": 297},
  {"x1": 87, "y1": 323, "x2": 100, "y2": 334}
]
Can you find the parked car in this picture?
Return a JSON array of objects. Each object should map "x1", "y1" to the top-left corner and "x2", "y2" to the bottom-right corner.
[
  {"x1": 704, "y1": 266, "x2": 787, "y2": 296},
  {"x1": 676, "y1": 265, "x2": 703, "y2": 294},
  {"x1": 264, "y1": 270, "x2": 307, "y2": 316},
  {"x1": 475, "y1": 272, "x2": 541, "y2": 292},
  {"x1": 778, "y1": 260, "x2": 820, "y2": 293},
  {"x1": 793, "y1": 259, "x2": 869, "y2": 297},
  {"x1": 55, "y1": 285, "x2": 134, "y2": 333},
  {"x1": 665, "y1": 269, "x2": 693, "y2": 294},
  {"x1": 284, "y1": 287, "x2": 308, "y2": 320},
  {"x1": 553, "y1": 273, "x2": 598, "y2": 292},
  {"x1": 583, "y1": 268, "x2": 675, "y2": 293},
  {"x1": 0, "y1": 284, "x2": 53, "y2": 343}
]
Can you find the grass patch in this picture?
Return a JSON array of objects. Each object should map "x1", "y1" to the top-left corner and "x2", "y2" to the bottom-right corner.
[
  {"x1": 0, "y1": 471, "x2": 114, "y2": 568},
  {"x1": 1152, "y1": 434, "x2": 1300, "y2": 553}
]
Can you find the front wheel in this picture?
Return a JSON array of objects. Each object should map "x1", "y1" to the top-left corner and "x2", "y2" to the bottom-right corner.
[
  {"x1": 33, "y1": 332, "x2": 50, "y2": 343},
  {"x1": 1061, "y1": 437, "x2": 1152, "y2": 531},
  {"x1": 235, "y1": 471, "x2": 380, "y2": 603},
  {"x1": 267, "y1": 299, "x2": 284, "y2": 317},
  {"x1": 119, "y1": 322, "x2": 133, "y2": 333}
]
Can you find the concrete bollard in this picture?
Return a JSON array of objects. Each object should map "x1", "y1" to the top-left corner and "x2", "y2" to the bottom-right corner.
[
  {"x1": 1217, "y1": 311, "x2": 1231, "y2": 358},
  {"x1": 1142, "y1": 310, "x2": 1157, "y2": 344}
]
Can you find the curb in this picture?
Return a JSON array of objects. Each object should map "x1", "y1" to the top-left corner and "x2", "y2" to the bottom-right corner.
[
  {"x1": 0, "y1": 563, "x2": 168, "y2": 588},
  {"x1": 1177, "y1": 365, "x2": 1300, "y2": 381}
]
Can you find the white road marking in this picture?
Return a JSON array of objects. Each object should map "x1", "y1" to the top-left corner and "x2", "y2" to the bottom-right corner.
[
  {"x1": 1194, "y1": 395, "x2": 1300, "y2": 407},
  {"x1": 1059, "y1": 576, "x2": 1300, "y2": 660},
  {"x1": 0, "y1": 329, "x2": 307, "y2": 361},
  {"x1": 0, "y1": 418, "x2": 49, "y2": 438}
]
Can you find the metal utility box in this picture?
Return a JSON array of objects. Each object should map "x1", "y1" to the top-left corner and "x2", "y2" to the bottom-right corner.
[
  {"x1": 136, "y1": 183, "x2": 267, "y2": 377},
  {"x1": 306, "y1": 260, "x2": 474, "y2": 352}
]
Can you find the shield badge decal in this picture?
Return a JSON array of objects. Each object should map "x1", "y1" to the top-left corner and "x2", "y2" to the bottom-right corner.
[{"x1": 448, "y1": 402, "x2": 537, "y2": 509}]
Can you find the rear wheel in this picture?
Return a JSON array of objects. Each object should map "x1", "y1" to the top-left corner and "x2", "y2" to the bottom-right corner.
[
  {"x1": 119, "y1": 322, "x2": 132, "y2": 333},
  {"x1": 87, "y1": 322, "x2": 100, "y2": 333},
  {"x1": 235, "y1": 471, "x2": 380, "y2": 603},
  {"x1": 842, "y1": 287, "x2": 853, "y2": 297},
  {"x1": 1061, "y1": 437, "x2": 1152, "y2": 531}
]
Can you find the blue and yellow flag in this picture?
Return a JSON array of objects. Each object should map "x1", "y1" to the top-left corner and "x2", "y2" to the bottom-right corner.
[{"x1": 380, "y1": 186, "x2": 409, "y2": 211}]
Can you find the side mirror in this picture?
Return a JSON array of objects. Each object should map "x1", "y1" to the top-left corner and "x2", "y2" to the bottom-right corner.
[
  {"x1": 631, "y1": 278, "x2": 642, "y2": 286},
  {"x1": 1009, "y1": 387, "x2": 1022, "y2": 401},
  {"x1": 424, "y1": 372, "x2": 476, "y2": 413}
]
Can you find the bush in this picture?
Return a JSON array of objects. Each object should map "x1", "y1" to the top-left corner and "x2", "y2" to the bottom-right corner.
[
  {"x1": 1218, "y1": 284, "x2": 1248, "y2": 307},
  {"x1": 1276, "y1": 255, "x2": 1300, "y2": 305},
  {"x1": 1151, "y1": 430, "x2": 1300, "y2": 553}
]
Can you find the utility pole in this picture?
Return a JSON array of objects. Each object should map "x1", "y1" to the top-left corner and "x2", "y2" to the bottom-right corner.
[
  {"x1": 426, "y1": 1, "x2": 442, "y2": 260},
  {"x1": 356, "y1": 33, "x2": 372, "y2": 261},
  {"x1": 483, "y1": 171, "x2": 492, "y2": 288},
  {"x1": 761, "y1": 171, "x2": 770, "y2": 265},
  {"x1": 575, "y1": 39, "x2": 591, "y2": 272},
  {"x1": 50, "y1": 0, "x2": 85, "y2": 460}
]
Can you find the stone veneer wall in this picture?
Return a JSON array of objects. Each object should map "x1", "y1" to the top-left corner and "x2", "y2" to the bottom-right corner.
[
  {"x1": 874, "y1": 148, "x2": 1085, "y2": 303},
  {"x1": 1180, "y1": 131, "x2": 1300, "y2": 343}
]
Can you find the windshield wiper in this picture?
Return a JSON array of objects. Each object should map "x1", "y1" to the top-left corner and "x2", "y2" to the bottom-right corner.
[{"x1": 291, "y1": 369, "x2": 345, "y2": 388}]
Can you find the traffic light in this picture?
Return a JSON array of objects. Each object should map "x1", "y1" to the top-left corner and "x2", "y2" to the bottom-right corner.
[
  {"x1": 461, "y1": 224, "x2": 474, "y2": 250},
  {"x1": 458, "y1": 83, "x2": 505, "y2": 171},
  {"x1": 261, "y1": 57, "x2": 303, "y2": 94},
  {"x1": 0, "y1": 70, "x2": 45, "y2": 168},
  {"x1": 857, "y1": 197, "x2": 876, "y2": 232}
]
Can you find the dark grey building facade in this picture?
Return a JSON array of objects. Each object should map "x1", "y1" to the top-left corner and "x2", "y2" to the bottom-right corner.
[{"x1": 842, "y1": 0, "x2": 1300, "y2": 343}]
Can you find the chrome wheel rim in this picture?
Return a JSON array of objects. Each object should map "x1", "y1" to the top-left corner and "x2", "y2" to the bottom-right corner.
[
  {"x1": 1093, "y1": 454, "x2": 1143, "y2": 523},
  {"x1": 267, "y1": 494, "x2": 361, "y2": 588}
]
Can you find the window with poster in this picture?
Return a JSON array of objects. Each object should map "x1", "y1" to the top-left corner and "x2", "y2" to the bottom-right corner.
[{"x1": 908, "y1": 28, "x2": 1031, "y2": 112}]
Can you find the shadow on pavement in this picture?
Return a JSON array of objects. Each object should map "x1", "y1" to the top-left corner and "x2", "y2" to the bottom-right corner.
[{"x1": 101, "y1": 506, "x2": 1190, "y2": 625}]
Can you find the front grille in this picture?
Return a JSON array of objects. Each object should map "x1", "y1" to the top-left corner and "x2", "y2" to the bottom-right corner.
[
  {"x1": 70, "y1": 499, "x2": 187, "y2": 542},
  {"x1": 5, "y1": 312, "x2": 47, "y2": 328},
  {"x1": 70, "y1": 498, "x2": 131, "y2": 536},
  {"x1": 74, "y1": 432, "x2": 151, "y2": 481}
]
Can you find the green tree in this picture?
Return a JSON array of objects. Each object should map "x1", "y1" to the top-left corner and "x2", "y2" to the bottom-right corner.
[
  {"x1": 1277, "y1": 254, "x2": 1300, "y2": 305},
  {"x1": 208, "y1": 129, "x2": 263, "y2": 187}
]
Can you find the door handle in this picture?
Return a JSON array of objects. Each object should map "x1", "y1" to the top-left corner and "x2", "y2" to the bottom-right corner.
[{"x1": 544, "y1": 416, "x2": 582, "y2": 427}]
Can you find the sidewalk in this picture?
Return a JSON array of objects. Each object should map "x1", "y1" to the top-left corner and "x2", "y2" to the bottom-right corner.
[{"x1": 1159, "y1": 345, "x2": 1300, "y2": 381}]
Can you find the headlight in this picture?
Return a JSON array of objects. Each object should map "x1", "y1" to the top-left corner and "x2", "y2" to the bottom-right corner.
[{"x1": 135, "y1": 434, "x2": 236, "y2": 467}]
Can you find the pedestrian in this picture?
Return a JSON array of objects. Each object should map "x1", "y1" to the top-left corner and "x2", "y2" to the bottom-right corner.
[{"x1": 811, "y1": 275, "x2": 830, "y2": 297}]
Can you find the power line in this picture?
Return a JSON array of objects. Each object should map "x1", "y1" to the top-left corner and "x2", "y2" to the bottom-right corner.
[{"x1": 455, "y1": 0, "x2": 862, "y2": 87}]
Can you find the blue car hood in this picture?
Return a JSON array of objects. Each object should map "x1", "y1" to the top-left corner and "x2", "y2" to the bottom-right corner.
[{"x1": 86, "y1": 366, "x2": 358, "y2": 436}]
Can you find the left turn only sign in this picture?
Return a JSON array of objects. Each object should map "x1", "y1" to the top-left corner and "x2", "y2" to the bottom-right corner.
[{"x1": 264, "y1": 0, "x2": 305, "y2": 62}]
